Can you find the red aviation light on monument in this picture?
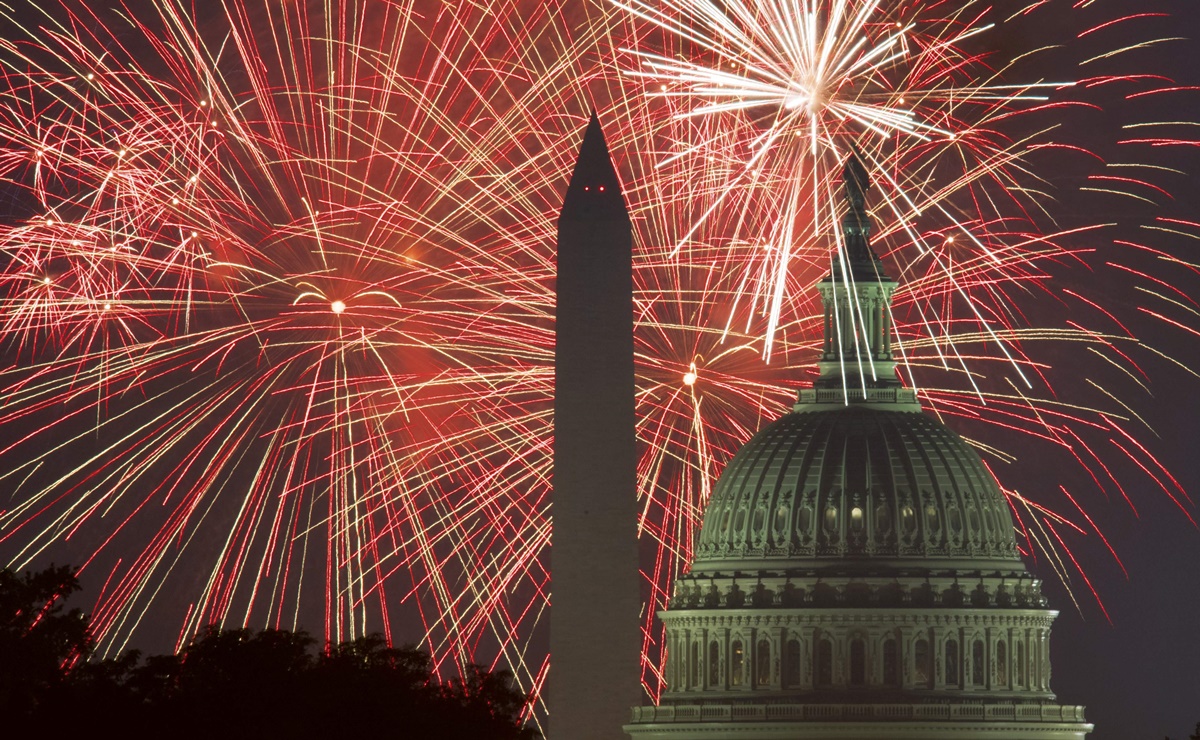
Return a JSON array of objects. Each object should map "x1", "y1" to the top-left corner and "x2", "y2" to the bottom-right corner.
[{"x1": 559, "y1": 112, "x2": 629, "y2": 225}]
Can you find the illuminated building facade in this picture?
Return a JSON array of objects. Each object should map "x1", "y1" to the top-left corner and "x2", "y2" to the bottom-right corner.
[{"x1": 625, "y1": 155, "x2": 1092, "y2": 740}]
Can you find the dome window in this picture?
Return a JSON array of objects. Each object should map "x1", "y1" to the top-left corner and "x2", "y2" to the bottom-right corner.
[
  {"x1": 900, "y1": 505, "x2": 916, "y2": 536},
  {"x1": 797, "y1": 505, "x2": 813, "y2": 535},
  {"x1": 784, "y1": 638, "x2": 802, "y2": 687},
  {"x1": 925, "y1": 503, "x2": 940, "y2": 533},
  {"x1": 730, "y1": 640, "x2": 745, "y2": 686},
  {"x1": 815, "y1": 638, "x2": 833, "y2": 687},
  {"x1": 945, "y1": 638, "x2": 960, "y2": 686},
  {"x1": 756, "y1": 639, "x2": 771, "y2": 685},
  {"x1": 972, "y1": 640, "x2": 985, "y2": 685},
  {"x1": 883, "y1": 638, "x2": 899, "y2": 686},
  {"x1": 824, "y1": 505, "x2": 838, "y2": 532},
  {"x1": 875, "y1": 503, "x2": 891, "y2": 535},
  {"x1": 849, "y1": 638, "x2": 866, "y2": 686},
  {"x1": 708, "y1": 641, "x2": 721, "y2": 687},
  {"x1": 948, "y1": 506, "x2": 963, "y2": 534},
  {"x1": 774, "y1": 504, "x2": 789, "y2": 534},
  {"x1": 850, "y1": 506, "x2": 864, "y2": 531},
  {"x1": 996, "y1": 640, "x2": 1008, "y2": 686},
  {"x1": 915, "y1": 639, "x2": 931, "y2": 686},
  {"x1": 1014, "y1": 641, "x2": 1025, "y2": 687}
]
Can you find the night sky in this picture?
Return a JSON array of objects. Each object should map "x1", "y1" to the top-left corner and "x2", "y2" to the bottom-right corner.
[
  {"x1": 1017, "y1": 4, "x2": 1200, "y2": 737},
  {"x1": 0, "y1": 1, "x2": 1198, "y2": 738}
]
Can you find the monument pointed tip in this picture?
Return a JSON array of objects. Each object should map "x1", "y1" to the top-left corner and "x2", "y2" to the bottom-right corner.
[{"x1": 560, "y1": 111, "x2": 629, "y2": 223}]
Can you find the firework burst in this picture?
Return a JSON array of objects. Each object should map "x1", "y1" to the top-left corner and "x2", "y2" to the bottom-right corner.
[
  {"x1": 608, "y1": 0, "x2": 1197, "y2": 690},
  {"x1": 0, "y1": 0, "x2": 1194, "y2": 721},
  {"x1": 0, "y1": 0, "x2": 581, "y2": 703}
]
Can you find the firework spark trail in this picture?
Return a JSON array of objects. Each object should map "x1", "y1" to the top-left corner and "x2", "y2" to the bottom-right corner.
[{"x1": 0, "y1": 0, "x2": 1195, "y2": 718}]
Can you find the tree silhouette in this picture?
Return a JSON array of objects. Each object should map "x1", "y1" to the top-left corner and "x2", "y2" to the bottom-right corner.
[
  {"x1": 1, "y1": 566, "x2": 540, "y2": 738},
  {"x1": 0, "y1": 565, "x2": 91, "y2": 715}
]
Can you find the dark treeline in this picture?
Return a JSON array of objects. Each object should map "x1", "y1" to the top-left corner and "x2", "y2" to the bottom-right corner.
[{"x1": 1, "y1": 565, "x2": 539, "y2": 738}]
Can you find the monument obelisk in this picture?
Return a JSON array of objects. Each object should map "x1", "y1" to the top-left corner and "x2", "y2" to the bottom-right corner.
[{"x1": 551, "y1": 112, "x2": 641, "y2": 739}]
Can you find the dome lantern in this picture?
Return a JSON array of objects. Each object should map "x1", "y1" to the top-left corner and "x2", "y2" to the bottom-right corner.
[{"x1": 805, "y1": 149, "x2": 918, "y2": 409}]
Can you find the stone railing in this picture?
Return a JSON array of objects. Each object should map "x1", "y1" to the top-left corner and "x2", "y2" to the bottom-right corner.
[
  {"x1": 666, "y1": 574, "x2": 1048, "y2": 611},
  {"x1": 795, "y1": 387, "x2": 919, "y2": 407},
  {"x1": 629, "y1": 702, "x2": 1088, "y2": 724}
]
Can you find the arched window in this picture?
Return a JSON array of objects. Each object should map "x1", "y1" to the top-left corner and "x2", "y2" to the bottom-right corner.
[
  {"x1": 883, "y1": 638, "x2": 899, "y2": 686},
  {"x1": 730, "y1": 639, "x2": 745, "y2": 686},
  {"x1": 875, "y1": 503, "x2": 892, "y2": 538},
  {"x1": 1031, "y1": 634, "x2": 1040, "y2": 689},
  {"x1": 1014, "y1": 640, "x2": 1024, "y2": 687},
  {"x1": 708, "y1": 641, "x2": 721, "y2": 687},
  {"x1": 972, "y1": 640, "x2": 985, "y2": 686},
  {"x1": 816, "y1": 638, "x2": 833, "y2": 687},
  {"x1": 824, "y1": 505, "x2": 839, "y2": 532},
  {"x1": 948, "y1": 506, "x2": 963, "y2": 533},
  {"x1": 945, "y1": 638, "x2": 959, "y2": 686},
  {"x1": 900, "y1": 504, "x2": 916, "y2": 536},
  {"x1": 785, "y1": 638, "x2": 802, "y2": 687},
  {"x1": 996, "y1": 640, "x2": 1008, "y2": 687},
  {"x1": 915, "y1": 639, "x2": 931, "y2": 686},
  {"x1": 925, "y1": 502, "x2": 941, "y2": 533},
  {"x1": 798, "y1": 505, "x2": 813, "y2": 535},
  {"x1": 673, "y1": 639, "x2": 682, "y2": 687},
  {"x1": 690, "y1": 641, "x2": 701, "y2": 688},
  {"x1": 849, "y1": 638, "x2": 866, "y2": 686},
  {"x1": 774, "y1": 504, "x2": 789, "y2": 535},
  {"x1": 756, "y1": 639, "x2": 771, "y2": 685}
]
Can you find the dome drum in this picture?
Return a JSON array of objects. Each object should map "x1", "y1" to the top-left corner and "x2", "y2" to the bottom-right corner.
[{"x1": 657, "y1": 609, "x2": 1059, "y2": 701}]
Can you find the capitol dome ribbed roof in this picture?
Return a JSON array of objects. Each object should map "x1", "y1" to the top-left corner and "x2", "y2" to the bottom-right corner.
[{"x1": 692, "y1": 404, "x2": 1021, "y2": 574}]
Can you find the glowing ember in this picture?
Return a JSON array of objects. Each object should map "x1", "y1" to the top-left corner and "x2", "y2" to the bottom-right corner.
[{"x1": 683, "y1": 363, "x2": 698, "y2": 387}]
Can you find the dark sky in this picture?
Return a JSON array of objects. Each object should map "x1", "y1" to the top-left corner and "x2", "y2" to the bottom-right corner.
[
  {"x1": 0, "y1": 1, "x2": 1198, "y2": 737},
  {"x1": 1027, "y1": 3, "x2": 1200, "y2": 737}
]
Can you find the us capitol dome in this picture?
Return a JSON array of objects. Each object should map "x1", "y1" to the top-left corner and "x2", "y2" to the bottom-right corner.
[{"x1": 625, "y1": 155, "x2": 1092, "y2": 739}]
